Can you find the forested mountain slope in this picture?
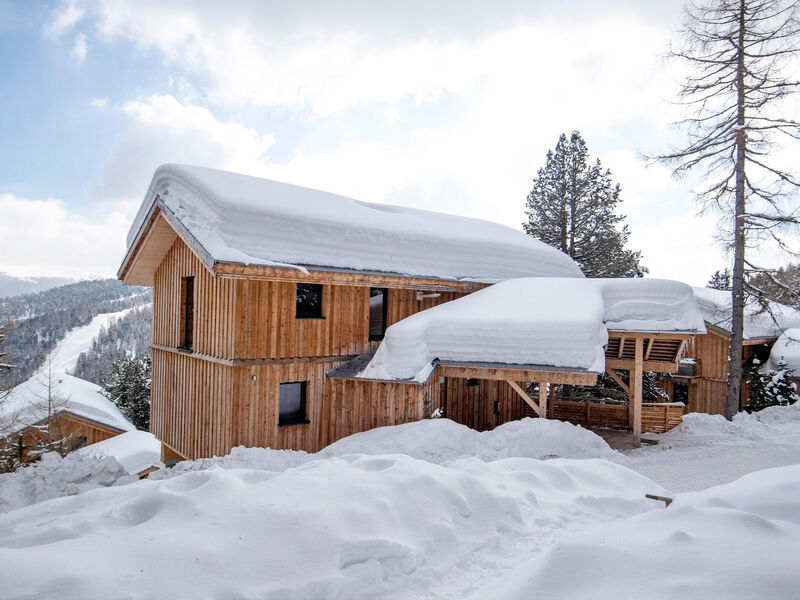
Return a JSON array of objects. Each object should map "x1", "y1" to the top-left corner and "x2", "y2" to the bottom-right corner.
[{"x1": 0, "y1": 280, "x2": 151, "y2": 387}]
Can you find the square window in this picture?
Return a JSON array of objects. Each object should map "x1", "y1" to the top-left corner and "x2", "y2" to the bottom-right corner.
[
  {"x1": 369, "y1": 288, "x2": 387, "y2": 340},
  {"x1": 279, "y1": 381, "x2": 308, "y2": 426},
  {"x1": 296, "y1": 283, "x2": 323, "y2": 318}
]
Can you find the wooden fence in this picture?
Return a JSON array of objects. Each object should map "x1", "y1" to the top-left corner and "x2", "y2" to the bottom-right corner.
[{"x1": 550, "y1": 398, "x2": 686, "y2": 434}]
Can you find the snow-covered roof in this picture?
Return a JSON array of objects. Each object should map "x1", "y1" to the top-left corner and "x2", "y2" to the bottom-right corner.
[
  {"x1": 358, "y1": 278, "x2": 706, "y2": 382},
  {"x1": 693, "y1": 287, "x2": 800, "y2": 340},
  {"x1": 762, "y1": 329, "x2": 800, "y2": 374},
  {"x1": 76, "y1": 430, "x2": 163, "y2": 475},
  {"x1": 1, "y1": 373, "x2": 135, "y2": 434},
  {"x1": 124, "y1": 164, "x2": 584, "y2": 283}
]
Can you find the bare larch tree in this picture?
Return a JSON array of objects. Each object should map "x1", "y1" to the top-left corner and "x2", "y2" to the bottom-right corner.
[{"x1": 657, "y1": 0, "x2": 800, "y2": 418}]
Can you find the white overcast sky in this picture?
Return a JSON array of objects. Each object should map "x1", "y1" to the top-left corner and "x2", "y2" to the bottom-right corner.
[{"x1": 0, "y1": 0, "x2": 797, "y2": 284}]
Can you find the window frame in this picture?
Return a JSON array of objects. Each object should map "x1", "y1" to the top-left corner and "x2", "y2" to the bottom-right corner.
[
  {"x1": 278, "y1": 381, "x2": 310, "y2": 427},
  {"x1": 179, "y1": 276, "x2": 195, "y2": 352},
  {"x1": 368, "y1": 287, "x2": 388, "y2": 341},
  {"x1": 295, "y1": 283, "x2": 325, "y2": 319}
]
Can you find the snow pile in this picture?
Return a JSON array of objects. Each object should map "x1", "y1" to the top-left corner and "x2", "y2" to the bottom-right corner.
[
  {"x1": 0, "y1": 455, "x2": 657, "y2": 600},
  {"x1": 323, "y1": 418, "x2": 620, "y2": 463},
  {"x1": 149, "y1": 444, "x2": 311, "y2": 480},
  {"x1": 471, "y1": 464, "x2": 800, "y2": 600},
  {"x1": 150, "y1": 418, "x2": 618, "y2": 480},
  {"x1": 359, "y1": 278, "x2": 705, "y2": 382},
  {"x1": 0, "y1": 452, "x2": 135, "y2": 514},
  {"x1": 128, "y1": 164, "x2": 584, "y2": 282},
  {"x1": 0, "y1": 372, "x2": 134, "y2": 433},
  {"x1": 693, "y1": 286, "x2": 800, "y2": 339},
  {"x1": 76, "y1": 431, "x2": 163, "y2": 476},
  {"x1": 763, "y1": 328, "x2": 800, "y2": 373}
]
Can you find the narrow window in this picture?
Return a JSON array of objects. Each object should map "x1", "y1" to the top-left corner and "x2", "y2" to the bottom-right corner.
[
  {"x1": 279, "y1": 381, "x2": 308, "y2": 426},
  {"x1": 296, "y1": 283, "x2": 323, "y2": 319},
  {"x1": 369, "y1": 288, "x2": 388, "y2": 340},
  {"x1": 180, "y1": 276, "x2": 195, "y2": 351}
]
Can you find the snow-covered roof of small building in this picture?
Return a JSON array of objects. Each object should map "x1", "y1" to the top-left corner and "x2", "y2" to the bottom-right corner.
[
  {"x1": 762, "y1": 329, "x2": 800, "y2": 374},
  {"x1": 692, "y1": 287, "x2": 800, "y2": 340},
  {"x1": 358, "y1": 278, "x2": 706, "y2": 382},
  {"x1": 1, "y1": 373, "x2": 135, "y2": 434},
  {"x1": 123, "y1": 164, "x2": 584, "y2": 283},
  {"x1": 77, "y1": 430, "x2": 163, "y2": 476}
]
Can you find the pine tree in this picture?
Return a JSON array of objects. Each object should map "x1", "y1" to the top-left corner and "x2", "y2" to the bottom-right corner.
[
  {"x1": 707, "y1": 268, "x2": 732, "y2": 291},
  {"x1": 766, "y1": 359, "x2": 799, "y2": 406},
  {"x1": 749, "y1": 358, "x2": 799, "y2": 410},
  {"x1": 523, "y1": 131, "x2": 646, "y2": 278},
  {"x1": 103, "y1": 355, "x2": 151, "y2": 431}
]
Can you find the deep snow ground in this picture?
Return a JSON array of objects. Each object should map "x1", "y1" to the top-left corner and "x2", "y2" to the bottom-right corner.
[{"x1": 0, "y1": 411, "x2": 799, "y2": 599}]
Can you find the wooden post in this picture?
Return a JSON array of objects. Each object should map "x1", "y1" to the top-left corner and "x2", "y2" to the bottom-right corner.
[
  {"x1": 539, "y1": 383, "x2": 548, "y2": 419},
  {"x1": 548, "y1": 384, "x2": 555, "y2": 418},
  {"x1": 631, "y1": 337, "x2": 644, "y2": 447}
]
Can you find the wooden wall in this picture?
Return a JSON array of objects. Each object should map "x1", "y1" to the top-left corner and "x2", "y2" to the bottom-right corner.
[
  {"x1": 442, "y1": 377, "x2": 526, "y2": 431},
  {"x1": 151, "y1": 348, "x2": 235, "y2": 459},
  {"x1": 153, "y1": 238, "x2": 237, "y2": 358},
  {"x1": 5, "y1": 414, "x2": 120, "y2": 465}
]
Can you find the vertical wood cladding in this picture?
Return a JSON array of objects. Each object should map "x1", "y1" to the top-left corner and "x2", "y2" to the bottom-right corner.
[
  {"x1": 151, "y1": 348, "x2": 234, "y2": 460},
  {"x1": 442, "y1": 377, "x2": 526, "y2": 431},
  {"x1": 153, "y1": 238, "x2": 237, "y2": 359},
  {"x1": 683, "y1": 329, "x2": 732, "y2": 415}
]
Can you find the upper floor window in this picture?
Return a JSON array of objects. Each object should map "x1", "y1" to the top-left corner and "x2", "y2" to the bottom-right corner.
[
  {"x1": 279, "y1": 381, "x2": 308, "y2": 426},
  {"x1": 369, "y1": 288, "x2": 387, "y2": 340},
  {"x1": 296, "y1": 283, "x2": 323, "y2": 319},
  {"x1": 180, "y1": 276, "x2": 195, "y2": 351}
]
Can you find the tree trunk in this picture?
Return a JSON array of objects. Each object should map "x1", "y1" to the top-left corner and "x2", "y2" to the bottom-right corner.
[{"x1": 726, "y1": 0, "x2": 747, "y2": 420}]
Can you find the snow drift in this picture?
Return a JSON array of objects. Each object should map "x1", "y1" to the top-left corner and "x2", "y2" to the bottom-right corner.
[
  {"x1": 127, "y1": 164, "x2": 584, "y2": 282},
  {"x1": 0, "y1": 455, "x2": 656, "y2": 600},
  {"x1": 470, "y1": 464, "x2": 800, "y2": 600},
  {"x1": 359, "y1": 278, "x2": 705, "y2": 382},
  {"x1": 763, "y1": 328, "x2": 800, "y2": 373}
]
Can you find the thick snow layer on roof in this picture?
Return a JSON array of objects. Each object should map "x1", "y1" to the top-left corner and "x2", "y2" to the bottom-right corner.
[
  {"x1": 77, "y1": 431, "x2": 163, "y2": 475},
  {"x1": 693, "y1": 287, "x2": 800, "y2": 339},
  {"x1": 1, "y1": 373, "x2": 134, "y2": 433},
  {"x1": 128, "y1": 164, "x2": 584, "y2": 282},
  {"x1": 359, "y1": 278, "x2": 705, "y2": 382},
  {"x1": 762, "y1": 328, "x2": 800, "y2": 373}
]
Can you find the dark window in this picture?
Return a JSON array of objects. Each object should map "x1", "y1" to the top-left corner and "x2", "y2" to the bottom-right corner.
[
  {"x1": 673, "y1": 383, "x2": 689, "y2": 406},
  {"x1": 296, "y1": 283, "x2": 323, "y2": 318},
  {"x1": 279, "y1": 381, "x2": 308, "y2": 426},
  {"x1": 466, "y1": 378, "x2": 480, "y2": 387},
  {"x1": 369, "y1": 288, "x2": 388, "y2": 340},
  {"x1": 180, "y1": 276, "x2": 195, "y2": 351}
]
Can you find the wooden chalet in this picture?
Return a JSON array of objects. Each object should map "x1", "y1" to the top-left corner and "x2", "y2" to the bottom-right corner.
[
  {"x1": 0, "y1": 373, "x2": 133, "y2": 465},
  {"x1": 120, "y1": 165, "x2": 705, "y2": 461}
]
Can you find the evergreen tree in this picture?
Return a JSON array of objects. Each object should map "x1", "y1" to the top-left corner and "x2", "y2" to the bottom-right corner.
[
  {"x1": 749, "y1": 358, "x2": 799, "y2": 411},
  {"x1": 523, "y1": 131, "x2": 646, "y2": 278},
  {"x1": 103, "y1": 355, "x2": 151, "y2": 431},
  {"x1": 707, "y1": 268, "x2": 732, "y2": 291}
]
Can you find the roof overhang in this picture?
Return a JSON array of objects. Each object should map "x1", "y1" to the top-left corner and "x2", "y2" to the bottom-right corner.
[{"x1": 118, "y1": 196, "x2": 215, "y2": 286}]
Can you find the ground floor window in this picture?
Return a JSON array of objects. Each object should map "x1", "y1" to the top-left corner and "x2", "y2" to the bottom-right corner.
[{"x1": 279, "y1": 381, "x2": 309, "y2": 426}]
